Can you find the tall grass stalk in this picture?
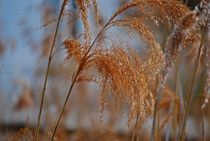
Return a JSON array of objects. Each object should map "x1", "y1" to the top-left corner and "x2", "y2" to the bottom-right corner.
[
  {"x1": 131, "y1": 113, "x2": 139, "y2": 141},
  {"x1": 201, "y1": 108, "x2": 205, "y2": 141},
  {"x1": 49, "y1": 3, "x2": 150, "y2": 140},
  {"x1": 50, "y1": 15, "x2": 116, "y2": 141},
  {"x1": 179, "y1": 33, "x2": 204, "y2": 141},
  {"x1": 151, "y1": 86, "x2": 162, "y2": 141},
  {"x1": 33, "y1": 1, "x2": 68, "y2": 141}
]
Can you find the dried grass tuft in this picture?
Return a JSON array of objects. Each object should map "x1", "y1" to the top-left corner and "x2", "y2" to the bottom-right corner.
[
  {"x1": 64, "y1": 40, "x2": 158, "y2": 122},
  {"x1": 9, "y1": 128, "x2": 33, "y2": 141},
  {"x1": 133, "y1": 0, "x2": 189, "y2": 26}
]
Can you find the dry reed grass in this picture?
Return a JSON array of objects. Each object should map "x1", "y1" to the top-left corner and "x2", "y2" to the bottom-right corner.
[
  {"x1": 27, "y1": 0, "x2": 210, "y2": 140},
  {"x1": 8, "y1": 128, "x2": 33, "y2": 141}
]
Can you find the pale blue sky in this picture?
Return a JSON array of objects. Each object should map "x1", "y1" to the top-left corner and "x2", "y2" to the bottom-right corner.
[{"x1": 0, "y1": 0, "x2": 43, "y2": 94}]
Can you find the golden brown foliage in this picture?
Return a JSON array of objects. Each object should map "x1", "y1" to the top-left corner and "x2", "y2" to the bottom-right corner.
[
  {"x1": 8, "y1": 128, "x2": 33, "y2": 141},
  {"x1": 64, "y1": 39, "x2": 85, "y2": 62},
  {"x1": 42, "y1": 0, "x2": 210, "y2": 140},
  {"x1": 65, "y1": 39, "x2": 158, "y2": 123},
  {"x1": 62, "y1": 0, "x2": 195, "y2": 124},
  {"x1": 132, "y1": 0, "x2": 189, "y2": 25},
  {"x1": 92, "y1": 0, "x2": 101, "y2": 27},
  {"x1": 76, "y1": 0, "x2": 91, "y2": 42},
  {"x1": 75, "y1": 0, "x2": 100, "y2": 43},
  {"x1": 111, "y1": 16, "x2": 165, "y2": 76}
]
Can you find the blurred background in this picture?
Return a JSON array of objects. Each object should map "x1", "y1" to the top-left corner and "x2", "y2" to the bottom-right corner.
[{"x1": 0, "y1": 0, "x2": 209, "y2": 141}]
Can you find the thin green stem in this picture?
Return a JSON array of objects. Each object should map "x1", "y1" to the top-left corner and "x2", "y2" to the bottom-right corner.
[
  {"x1": 179, "y1": 36, "x2": 204, "y2": 141},
  {"x1": 33, "y1": 1, "x2": 67, "y2": 141}
]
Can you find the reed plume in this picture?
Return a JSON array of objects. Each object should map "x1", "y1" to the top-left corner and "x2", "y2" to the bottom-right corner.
[
  {"x1": 64, "y1": 40, "x2": 157, "y2": 124},
  {"x1": 75, "y1": 0, "x2": 101, "y2": 42},
  {"x1": 51, "y1": 0, "x2": 201, "y2": 140},
  {"x1": 111, "y1": 16, "x2": 165, "y2": 76},
  {"x1": 64, "y1": 0, "x2": 188, "y2": 124},
  {"x1": 9, "y1": 128, "x2": 33, "y2": 141},
  {"x1": 76, "y1": 0, "x2": 91, "y2": 43},
  {"x1": 133, "y1": 0, "x2": 189, "y2": 26},
  {"x1": 51, "y1": 1, "x2": 177, "y2": 137}
]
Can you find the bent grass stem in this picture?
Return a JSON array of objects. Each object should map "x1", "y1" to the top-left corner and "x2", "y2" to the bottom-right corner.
[
  {"x1": 179, "y1": 35, "x2": 204, "y2": 141},
  {"x1": 33, "y1": 1, "x2": 68, "y2": 141}
]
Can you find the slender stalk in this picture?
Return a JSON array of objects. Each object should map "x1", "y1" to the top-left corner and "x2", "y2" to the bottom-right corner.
[
  {"x1": 50, "y1": 14, "x2": 115, "y2": 141},
  {"x1": 151, "y1": 25, "x2": 169, "y2": 141},
  {"x1": 49, "y1": 3, "x2": 145, "y2": 140},
  {"x1": 150, "y1": 85, "x2": 162, "y2": 141},
  {"x1": 156, "y1": 105, "x2": 161, "y2": 141},
  {"x1": 33, "y1": 1, "x2": 67, "y2": 141},
  {"x1": 179, "y1": 36, "x2": 204, "y2": 141},
  {"x1": 131, "y1": 113, "x2": 140, "y2": 141},
  {"x1": 50, "y1": 66, "x2": 81, "y2": 141},
  {"x1": 201, "y1": 108, "x2": 205, "y2": 141},
  {"x1": 174, "y1": 56, "x2": 181, "y2": 141}
]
